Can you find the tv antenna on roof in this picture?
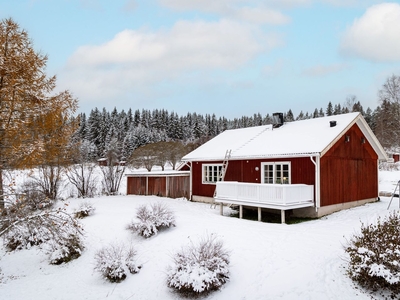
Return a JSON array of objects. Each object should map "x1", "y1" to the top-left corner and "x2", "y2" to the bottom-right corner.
[{"x1": 387, "y1": 180, "x2": 400, "y2": 209}]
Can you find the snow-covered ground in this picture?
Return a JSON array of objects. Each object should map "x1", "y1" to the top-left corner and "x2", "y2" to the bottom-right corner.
[{"x1": 1, "y1": 169, "x2": 400, "y2": 300}]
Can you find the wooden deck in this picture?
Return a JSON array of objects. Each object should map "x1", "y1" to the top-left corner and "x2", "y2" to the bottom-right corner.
[{"x1": 214, "y1": 181, "x2": 314, "y2": 223}]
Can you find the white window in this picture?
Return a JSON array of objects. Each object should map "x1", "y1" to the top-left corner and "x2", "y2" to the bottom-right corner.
[
  {"x1": 202, "y1": 164, "x2": 223, "y2": 184},
  {"x1": 261, "y1": 162, "x2": 291, "y2": 184}
]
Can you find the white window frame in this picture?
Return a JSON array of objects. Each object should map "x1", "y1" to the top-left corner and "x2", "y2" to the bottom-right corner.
[
  {"x1": 261, "y1": 162, "x2": 291, "y2": 184},
  {"x1": 202, "y1": 164, "x2": 223, "y2": 184}
]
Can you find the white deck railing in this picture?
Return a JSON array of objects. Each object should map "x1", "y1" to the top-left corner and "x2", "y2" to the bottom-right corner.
[{"x1": 214, "y1": 181, "x2": 314, "y2": 209}]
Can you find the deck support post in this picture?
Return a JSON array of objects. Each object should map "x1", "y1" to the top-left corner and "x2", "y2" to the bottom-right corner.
[
  {"x1": 281, "y1": 210, "x2": 285, "y2": 224},
  {"x1": 258, "y1": 207, "x2": 262, "y2": 221},
  {"x1": 239, "y1": 205, "x2": 243, "y2": 219},
  {"x1": 220, "y1": 203, "x2": 223, "y2": 216}
]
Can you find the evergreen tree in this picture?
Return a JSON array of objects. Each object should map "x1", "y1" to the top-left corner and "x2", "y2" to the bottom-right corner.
[
  {"x1": 364, "y1": 107, "x2": 374, "y2": 131},
  {"x1": 133, "y1": 109, "x2": 141, "y2": 127},
  {"x1": 326, "y1": 102, "x2": 333, "y2": 116},
  {"x1": 296, "y1": 111, "x2": 305, "y2": 120},
  {"x1": 285, "y1": 109, "x2": 294, "y2": 122},
  {"x1": 333, "y1": 104, "x2": 341, "y2": 115}
]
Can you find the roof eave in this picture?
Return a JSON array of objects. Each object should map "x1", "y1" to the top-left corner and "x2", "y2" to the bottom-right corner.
[{"x1": 181, "y1": 152, "x2": 321, "y2": 162}]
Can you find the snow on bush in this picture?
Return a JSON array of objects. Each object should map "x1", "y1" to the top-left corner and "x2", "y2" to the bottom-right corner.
[
  {"x1": 94, "y1": 242, "x2": 141, "y2": 282},
  {"x1": 74, "y1": 201, "x2": 96, "y2": 219},
  {"x1": 345, "y1": 211, "x2": 400, "y2": 296},
  {"x1": 127, "y1": 202, "x2": 175, "y2": 238},
  {"x1": 1, "y1": 200, "x2": 84, "y2": 265},
  {"x1": 166, "y1": 234, "x2": 230, "y2": 296},
  {"x1": 47, "y1": 233, "x2": 84, "y2": 265}
]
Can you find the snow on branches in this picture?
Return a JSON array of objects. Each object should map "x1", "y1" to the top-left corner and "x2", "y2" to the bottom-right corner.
[
  {"x1": 0, "y1": 197, "x2": 84, "y2": 264},
  {"x1": 166, "y1": 233, "x2": 230, "y2": 296},
  {"x1": 127, "y1": 202, "x2": 176, "y2": 238},
  {"x1": 94, "y1": 242, "x2": 141, "y2": 282},
  {"x1": 345, "y1": 211, "x2": 400, "y2": 297}
]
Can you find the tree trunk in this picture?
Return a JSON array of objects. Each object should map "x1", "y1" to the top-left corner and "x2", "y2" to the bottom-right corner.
[{"x1": 0, "y1": 167, "x2": 4, "y2": 209}]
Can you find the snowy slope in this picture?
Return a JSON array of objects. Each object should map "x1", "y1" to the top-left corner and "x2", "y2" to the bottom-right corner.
[{"x1": 1, "y1": 170, "x2": 400, "y2": 300}]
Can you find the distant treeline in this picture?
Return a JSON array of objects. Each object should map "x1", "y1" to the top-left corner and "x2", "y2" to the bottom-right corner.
[{"x1": 73, "y1": 95, "x2": 382, "y2": 161}]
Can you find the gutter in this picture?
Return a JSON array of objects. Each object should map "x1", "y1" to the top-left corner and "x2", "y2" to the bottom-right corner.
[{"x1": 309, "y1": 154, "x2": 321, "y2": 212}]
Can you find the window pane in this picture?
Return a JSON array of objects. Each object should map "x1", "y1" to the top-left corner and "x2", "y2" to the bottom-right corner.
[
  {"x1": 203, "y1": 164, "x2": 223, "y2": 183},
  {"x1": 263, "y1": 164, "x2": 274, "y2": 184}
]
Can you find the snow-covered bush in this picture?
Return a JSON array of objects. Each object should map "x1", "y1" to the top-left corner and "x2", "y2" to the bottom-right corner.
[
  {"x1": 94, "y1": 242, "x2": 141, "y2": 282},
  {"x1": 47, "y1": 233, "x2": 84, "y2": 265},
  {"x1": 166, "y1": 234, "x2": 230, "y2": 296},
  {"x1": 2, "y1": 224, "x2": 48, "y2": 251},
  {"x1": 74, "y1": 201, "x2": 96, "y2": 219},
  {"x1": 1, "y1": 201, "x2": 84, "y2": 262},
  {"x1": 345, "y1": 212, "x2": 400, "y2": 296},
  {"x1": 127, "y1": 202, "x2": 175, "y2": 238}
]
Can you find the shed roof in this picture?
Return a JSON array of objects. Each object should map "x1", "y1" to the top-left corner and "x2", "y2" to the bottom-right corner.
[{"x1": 182, "y1": 112, "x2": 387, "y2": 161}]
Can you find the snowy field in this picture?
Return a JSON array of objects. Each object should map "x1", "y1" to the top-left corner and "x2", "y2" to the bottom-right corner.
[{"x1": 1, "y1": 169, "x2": 400, "y2": 300}]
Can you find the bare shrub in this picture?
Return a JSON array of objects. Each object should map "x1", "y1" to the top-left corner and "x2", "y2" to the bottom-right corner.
[
  {"x1": 166, "y1": 234, "x2": 230, "y2": 296},
  {"x1": 74, "y1": 201, "x2": 96, "y2": 219},
  {"x1": 94, "y1": 242, "x2": 141, "y2": 282},
  {"x1": 65, "y1": 163, "x2": 98, "y2": 198},
  {"x1": 345, "y1": 211, "x2": 400, "y2": 297},
  {"x1": 30, "y1": 165, "x2": 64, "y2": 200},
  {"x1": 100, "y1": 138, "x2": 125, "y2": 196},
  {"x1": 127, "y1": 202, "x2": 175, "y2": 238},
  {"x1": 20, "y1": 181, "x2": 54, "y2": 210}
]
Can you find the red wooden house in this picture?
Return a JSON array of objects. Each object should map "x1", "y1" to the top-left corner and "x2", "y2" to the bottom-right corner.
[{"x1": 180, "y1": 112, "x2": 387, "y2": 222}]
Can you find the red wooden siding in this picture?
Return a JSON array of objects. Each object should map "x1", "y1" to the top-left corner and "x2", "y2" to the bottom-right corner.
[
  {"x1": 147, "y1": 177, "x2": 167, "y2": 196},
  {"x1": 127, "y1": 177, "x2": 146, "y2": 195},
  {"x1": 320, "y1": 124, "x2": 378, "y2": 206},
  {"x1": 192, "y1": 157, "x2": 316, "y2": 198},
  {"x1": 127, "y1": 175, "x2": 190, "y2": 198},
  {"x1": 168, "y1": 176, "x2": 190, "y2": 198}
]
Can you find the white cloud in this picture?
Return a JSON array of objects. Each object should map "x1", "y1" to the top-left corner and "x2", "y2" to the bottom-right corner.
[
  {"x1": 234, "y1": 7, "x2": 290, "y2": 25},
  {"x1": 340, "y1": 3, "x2": 400, "y2": 62},
  {"x1": 303, "y1": 63, "x2": 349, "y2": 77},
  {"x1": 62, "y1": 19, "x2": 281, "y2": 105},
  {"x1": 159, "y1": 0, "x2": 291, "y2": 25},
  {"x1": 320, "y1": 0, "x2": 383, "y2": 7},
  {"x1": 122, "y1": 0, "x2": 137, "y2": 12}
]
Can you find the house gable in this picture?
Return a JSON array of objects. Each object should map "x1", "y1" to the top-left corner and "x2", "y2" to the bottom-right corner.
[{"x1": 320, "y1": 123, "x2": 378, "y2": 206}]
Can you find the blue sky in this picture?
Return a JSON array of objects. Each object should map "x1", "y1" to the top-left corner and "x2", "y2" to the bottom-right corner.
[{"x1": 1, "y1": 0, "x2": 400, "y2": 118}]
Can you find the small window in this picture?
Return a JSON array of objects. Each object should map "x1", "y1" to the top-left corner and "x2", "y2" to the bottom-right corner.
[
  {"x1": 203, "y1": 164, "x2": 223, "y2": 184},
  {"x1": 261, "y1": 162, "x2": 291, "y2": 184}
]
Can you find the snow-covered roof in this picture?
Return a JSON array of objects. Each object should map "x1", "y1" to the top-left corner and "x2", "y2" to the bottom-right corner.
[
  {"x1": 125, "y1": 170, "x2": 190, "y2": 177},
  {"x1": 182, "y1": 112, "x2": 388, "y2": 161}
]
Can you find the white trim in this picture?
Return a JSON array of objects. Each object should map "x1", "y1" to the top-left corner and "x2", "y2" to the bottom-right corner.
[
  {"x1": 202, "y1": 163, "x2": 223, "y2": 184},
  {"x1": 309, "y1": 155, "x2": 321, "y2": 210},
  {"x1": 261, "y1": 161, "x2": 291, "y2": 184}
]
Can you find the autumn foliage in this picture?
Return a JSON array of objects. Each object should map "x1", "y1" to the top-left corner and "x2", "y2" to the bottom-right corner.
[{"x1": 0, "y1": 18, "x2": 78, "y2": 203}]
